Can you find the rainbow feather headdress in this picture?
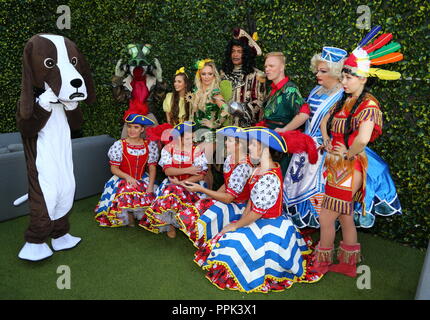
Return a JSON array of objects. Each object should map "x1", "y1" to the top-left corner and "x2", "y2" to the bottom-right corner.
[{"x1": 343, "y1": 25, "x2": 403, "y2": 80}]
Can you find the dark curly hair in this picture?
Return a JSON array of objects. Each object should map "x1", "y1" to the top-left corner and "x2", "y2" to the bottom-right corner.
[{"x1": 222, "y1": 39, "x2": 256, "y2": 76}]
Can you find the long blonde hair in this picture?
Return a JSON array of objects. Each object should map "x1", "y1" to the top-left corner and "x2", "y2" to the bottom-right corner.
[{"x1": 191, "y1": 61, "x2": 221, "y2": 115}]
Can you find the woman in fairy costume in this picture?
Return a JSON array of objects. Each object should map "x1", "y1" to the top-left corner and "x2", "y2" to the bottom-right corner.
[
  {"x1": 189, "y1": 59, "x2": 230, "y2": 189},
  {"x1": 94, "y1": 114, "x2": 158, "y2": 227},
  {"x1": 194, "y1": 127, "x2": 323, "y2": 293},
  {"x1": 178, "y1": 126, "x2": 253, "y2": 247},
  {"x1": 311, "y1": 26, "x2": 403, "y2": 277},
  {"x1": 283, "y1": 47, "x2": 347, "y2": 228},
  {"x1": 139, "y1": 121, "x2": 208, "y2": 238}
]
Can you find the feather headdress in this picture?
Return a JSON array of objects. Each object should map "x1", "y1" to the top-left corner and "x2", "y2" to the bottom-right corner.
[{"x1": 343, "y1": 25, "x2": 403, "y2": 80}]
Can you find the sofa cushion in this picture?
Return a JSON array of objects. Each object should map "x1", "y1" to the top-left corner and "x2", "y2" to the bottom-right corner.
[{"x1": 7, "y1": 144, "x2": 24, "y2": 152}]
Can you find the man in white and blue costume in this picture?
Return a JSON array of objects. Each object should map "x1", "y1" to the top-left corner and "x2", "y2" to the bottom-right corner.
[{"x1": 284, "y1": 47, "x2": 347, "y2": 228}]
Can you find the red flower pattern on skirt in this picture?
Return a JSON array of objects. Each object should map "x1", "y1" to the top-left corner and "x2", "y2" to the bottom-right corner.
[{"x1": 177, "y1": 198, "x2": 215, "y2": 242}]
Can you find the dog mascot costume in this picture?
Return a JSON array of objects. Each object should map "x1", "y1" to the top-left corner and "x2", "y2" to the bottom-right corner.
[
  {"x1": 112, "y1": 43, "x2": 166, "y2": 138},
  {"x1": 17, "y1": 34, "x2": 95, "y2": 261}
]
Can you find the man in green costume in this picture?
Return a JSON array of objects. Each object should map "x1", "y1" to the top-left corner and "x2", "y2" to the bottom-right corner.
[{"x1": 262, "y1": 52, "x2": 310, "y2": 175}]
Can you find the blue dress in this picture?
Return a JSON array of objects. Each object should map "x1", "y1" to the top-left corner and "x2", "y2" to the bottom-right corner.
[{"x1": 283, "y1": 86, "x2": 343, "y2": 227}]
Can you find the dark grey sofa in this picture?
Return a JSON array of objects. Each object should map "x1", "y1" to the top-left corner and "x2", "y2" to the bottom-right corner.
[{"x1": 0, "y1": 132, "x2": 115, "y2": 222}]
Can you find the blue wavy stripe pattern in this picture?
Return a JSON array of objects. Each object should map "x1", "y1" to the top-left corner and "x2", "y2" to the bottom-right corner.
[{"x1": 205, "y1": 215, "x2": 306, "y2": 292}]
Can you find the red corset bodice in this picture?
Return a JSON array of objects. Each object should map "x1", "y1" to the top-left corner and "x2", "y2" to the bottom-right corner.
[
  {"x1": 163, "y1": 144, "x2": 204, "y2": 181},
  {"x1": 119, "y1": 139, "x2": 149, "y2": 180}
]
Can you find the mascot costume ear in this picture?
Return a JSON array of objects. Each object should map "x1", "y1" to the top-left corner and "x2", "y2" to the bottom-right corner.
[
  {"x1": 19, "y1": 39, "x2": 37, "y2": 120},
  {"x1": 17, "y1": 34, "x2": 95, "y2": 262}
]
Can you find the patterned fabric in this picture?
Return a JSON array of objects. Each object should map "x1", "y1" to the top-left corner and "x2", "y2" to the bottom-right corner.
[
  {"x1": 195, "y1": 201, "x2": 246, "y2": 247},
  {"x1": 158, "y1": 144, "x2": 208, "y2": 173},
  {"x1": 263, "y1": 78, "x2": 306, "y2": 130},
  {"x1": 289, "y1": 147, "x2": 402, "y2": 227},
  {"x1": 194, "y1": 163, "x2": 323, "y2": 293},
  {"x1": 263, "y1": 77, "x2": 308, "y2": 175},
  {"x1": 139, "y1": 181, "x2": 207, "y2": 233},
  {"x1": 139, "y1": 143, "x2": 209, "y2": 234},
  {"x1": 95, "y1": 138, "x2": 158, "y2": 227},
  {"x1": 176, "y1": 155, "x2": 253, "y2": 245},
  {"x1": 94, "y1": 173, "x2": 155, "y2": 227},
  {"x1": 284, "y1": 86, "x2": 344, "y2": 228},
  {"x1": 108, "y1": 139, "x2": 159, "y2": 166},
  {"x1": 191, "y1": 88, "x2": 228, "y2": 142},
  {"x1": 250, "y1": 173, "x2": 280, "y2": 212},
  {"x1": 220, "y1": 67, "x2": 266, "y2": 127},
  {"x1": 329, "y1": 94, "x2": 383, "y2": 147},
  {"x1": 224, "y1": 155, "x2": 253, "y2": 200},
  {"x1": 194, "y1": 216, "x2": 322, "y2": 293},
  {"x1": 248, "y1": 165, "x2": 283, "y2": 218},
  {"x1": 177, "y1": 198, "x2": 216, "y2": 244},
  {"x1": 320, "y1": 94, "x2": 402, "y2": 221}
]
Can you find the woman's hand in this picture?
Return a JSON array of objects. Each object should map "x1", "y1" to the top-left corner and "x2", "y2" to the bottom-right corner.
[
  {"x1": 200, "y1": 119, "x2": 214, "y2": 129},
  {"x1": 186, "y1": 166, "x2": 202, "y2": 176},
  {"x1": 212, "y1": 94, "x2": 225, "y2": 106},
  {"x1": 168, "y1": 176, "x2": 181, "y2": 185},
  {"x1": 332, "y1": 141, "x2": 348, "y2": 158},
  {"x1": 274, "y1": 126, "x2": 287, "y2": 133},
  {"x1": 221, "y1": 223, "x2": 237, "y2": 234},
  {"x1": 182, "y1": 181, "x2": 202, "y2": 193},
  {"x1": 322, "y1": 138, "x2": 333, "y2": 152},
  {"x1": 125, "y1": 176, "x2": 138, "y2": 188}
]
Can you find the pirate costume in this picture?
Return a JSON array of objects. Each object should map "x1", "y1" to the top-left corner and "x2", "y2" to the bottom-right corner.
[{"x1": 220, "y1": 28, "x2": 266, "y2": 127}]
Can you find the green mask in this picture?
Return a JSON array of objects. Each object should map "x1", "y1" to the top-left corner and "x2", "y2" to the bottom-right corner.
[{"x1": 127, "y1": 43, "x2": 151, "y2": 67}]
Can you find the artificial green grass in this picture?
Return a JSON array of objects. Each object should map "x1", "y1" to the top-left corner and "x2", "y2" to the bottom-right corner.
[{"x1": 0, "y1": 195, "x2": 425, "y2": 300}]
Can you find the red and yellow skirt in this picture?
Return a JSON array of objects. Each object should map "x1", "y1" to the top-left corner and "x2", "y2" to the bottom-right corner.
[{"x1": 321, "y1": 152, "x2": 368, "y2": 215}]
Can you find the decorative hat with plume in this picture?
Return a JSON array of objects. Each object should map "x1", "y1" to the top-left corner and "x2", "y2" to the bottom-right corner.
[{"x1": 232, "y1": 28, "x2": 262, "y2": 56}]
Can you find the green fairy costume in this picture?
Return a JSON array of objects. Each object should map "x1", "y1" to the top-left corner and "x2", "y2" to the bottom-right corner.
[{"x1": 191, "y1": 88, "x2": 230, "y2": 142}]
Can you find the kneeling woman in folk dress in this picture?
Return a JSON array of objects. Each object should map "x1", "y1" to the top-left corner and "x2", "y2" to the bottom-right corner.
[
  {"x1": 94, "y1": 114, "x2": 158, "y2": 227},
  {"x1": 139, "y1": 121, "x2": 208, "y2": 238},
  {"x1": 194, "y1": 127, "x2": 323, "y2": 293},
  {"x1": 179, "y1": 126, "x2": 253, "y2": 247}
]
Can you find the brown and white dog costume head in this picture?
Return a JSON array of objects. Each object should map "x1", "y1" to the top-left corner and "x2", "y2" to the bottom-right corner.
[{"x1": 19, "y1": 33, "x2": 95, "y2": 119}]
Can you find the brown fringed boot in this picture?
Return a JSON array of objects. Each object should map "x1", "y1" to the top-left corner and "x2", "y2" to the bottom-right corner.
[
  {"x1": 329, "y1": 241, "x2": 361, "y2": 277},
  {"x1": 310, "y1": 244, "x2": 333, "y2": 274}
]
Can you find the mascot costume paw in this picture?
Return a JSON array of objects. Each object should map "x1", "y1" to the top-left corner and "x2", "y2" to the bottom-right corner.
[
  {"x1": 111, "y1": 44, "x2": 167, "y2": 138},
  {"x1": 16, "y1": 34, "x2": 95, "y2": 261}
]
